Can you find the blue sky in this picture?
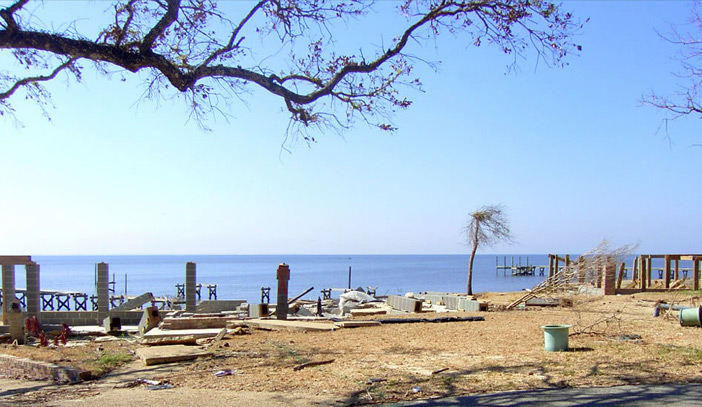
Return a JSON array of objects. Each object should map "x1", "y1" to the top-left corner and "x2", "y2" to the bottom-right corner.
[{"x1": 1, "y1": 1, "x2": 700, "y2": 255}]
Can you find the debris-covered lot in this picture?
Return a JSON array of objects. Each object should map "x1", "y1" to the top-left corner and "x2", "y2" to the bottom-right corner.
[{"x1": 2, "y1": 291, "x2": 702, "y2": 406}]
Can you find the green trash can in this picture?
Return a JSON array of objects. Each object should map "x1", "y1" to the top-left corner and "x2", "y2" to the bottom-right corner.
[
  {"x1": 679, "y1": 306, "x2": 702, "y2": 327},
  {"x1": 541, "y1": 324, "x2": 571, "y2": 352}
]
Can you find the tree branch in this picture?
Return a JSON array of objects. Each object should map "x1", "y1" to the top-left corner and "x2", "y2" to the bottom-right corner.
[
  {"x1": 140, "y1": 0, "x2": 181, "y2": 52},
  {"x1": 0, "y1": 0, "x2": 29, "y2": 31},
  {"x1": 0, "y1": 58, "x2": 77, "y2": 100},
  {"x1": 201, "y1": 0, "x2": 267, "y2": 67}
]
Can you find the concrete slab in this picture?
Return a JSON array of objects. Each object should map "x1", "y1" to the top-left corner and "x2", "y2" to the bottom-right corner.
[
  {"x1": 110, "y1": 292, "x2": 154, "y2": 311},
  {"x1": 246, "y1": 319, "x2": 335, "y2": 332},
  {"x1": 143, "y1": 327, "x2": 227, "y2": 339},
  {"x1": 136, "y1": 345, "x2": 212, "y2": 365}
]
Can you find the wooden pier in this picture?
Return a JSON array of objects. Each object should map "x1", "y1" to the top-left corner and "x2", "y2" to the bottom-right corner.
[{"x1": 495, "y1": 256, "x2": 548, "y2": 276}]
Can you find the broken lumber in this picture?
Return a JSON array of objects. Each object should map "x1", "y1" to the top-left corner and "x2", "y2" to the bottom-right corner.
[
  {"x1": 293, "y1": 359, "x2": 335, "y2": 371},
  {"x1": 350, "y1": 308, "x2": 387, "y2": 316}
]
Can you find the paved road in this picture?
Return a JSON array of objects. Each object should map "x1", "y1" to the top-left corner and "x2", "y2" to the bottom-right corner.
[{"x1": 382, "y1": 383, "x2": 702, "y2": 406}]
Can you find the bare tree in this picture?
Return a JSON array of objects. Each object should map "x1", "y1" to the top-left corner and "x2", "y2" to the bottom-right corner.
[
  {"x1": 0, "y1": 0, "x2": 581, "y2": 139},
  {"x1": 644, "y1": 1, "x2": 702, "y2": 126},
  {"x1": 465, "y1": 204, "x2": 513, "y2": 295}
]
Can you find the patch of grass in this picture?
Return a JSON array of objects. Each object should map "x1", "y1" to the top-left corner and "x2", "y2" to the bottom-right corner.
[
  {"x1": 655, "y1": 344, "x2": 702, "y2": 364},
  {"x1": 270, "y1": 341, "x2": 310, "y2": 364},
  {"x1": 89, "y1": 350, "x2": 133, "y2": 376},
  {"x1": 670, "y1": 290, "x2": 702, "y2": 296}
]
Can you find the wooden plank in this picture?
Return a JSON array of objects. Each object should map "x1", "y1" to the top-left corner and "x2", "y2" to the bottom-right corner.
[
  {"x1": 136, "y1": 345, "x2": 212, "y2": 366},
  {"x1": 664, "y1": 255, "x2": 671, "y2": 289},
  {"x1": 349, "y1": 308, "x2": 387, "y2": 316},
  {"x1": 246, "y1": 319, "x2": 335, "y2": 332},
  {"x1": 694, "y1": 260, "x2": 700, "y2": 291}
]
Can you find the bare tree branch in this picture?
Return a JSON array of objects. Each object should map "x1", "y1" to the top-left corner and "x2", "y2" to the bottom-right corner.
[
  {"x1": 0, "y1": 58, "x2": 77, "y2": 100},
  {"x1": 0, "y1": 0, "x2": 580, "y2": 139}
]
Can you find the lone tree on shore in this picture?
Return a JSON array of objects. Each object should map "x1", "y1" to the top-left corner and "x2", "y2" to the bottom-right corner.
[
  {"x1": 0, "y1": 0, "x2": 580, "y2": 138},
  {"x1": 465, "y1": 204, "x2": 513, "y2": 295}
]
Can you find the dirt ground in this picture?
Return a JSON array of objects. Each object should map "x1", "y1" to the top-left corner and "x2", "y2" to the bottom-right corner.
[{"x1": 2, "y1": 290, "x2": 702, "y2": 406}]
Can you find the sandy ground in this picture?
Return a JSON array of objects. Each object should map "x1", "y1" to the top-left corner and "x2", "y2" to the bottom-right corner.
[{"x1": 2, "y1": 290, "x2": 702, "y2": 406}]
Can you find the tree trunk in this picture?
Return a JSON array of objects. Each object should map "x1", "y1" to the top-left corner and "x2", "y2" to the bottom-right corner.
[{"x1": 467, "y1": 245, "x2": 478, "y2": 295}]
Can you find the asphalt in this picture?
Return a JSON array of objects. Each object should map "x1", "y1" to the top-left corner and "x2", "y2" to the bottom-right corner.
[{"x1": 381, "y1": 383, "x2": 702, "y2": 406}]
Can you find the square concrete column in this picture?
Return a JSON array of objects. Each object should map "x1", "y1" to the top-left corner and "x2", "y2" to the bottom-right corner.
[
  {"x1": 25, "y1": 263, "x2": 41, "y2": 318},
  {"x1": 185, "y1": 262, "x2": 196, "y2": 312},
  {"x1": 276, "y1": 263, "x2": 290, "y2": 320},
  {"x1": 96, "y1": 263, "x2": 110, "y2": 323},
  {"x1": 2, "y1": 264, "x2": 16, "y2": 325}
]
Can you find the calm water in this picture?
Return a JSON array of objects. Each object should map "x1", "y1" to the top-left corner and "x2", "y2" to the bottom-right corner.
[{"x1": 1, "y1": 254, "x2": 556, "y2": 304}]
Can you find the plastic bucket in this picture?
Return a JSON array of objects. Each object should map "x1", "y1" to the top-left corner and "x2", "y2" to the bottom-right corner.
[
  {"x1": 541, "y1": 324, "x2": 571, "y2": 352},
  {"x1": 679, "y1": 306, "x2": 702, "y2": 327}
]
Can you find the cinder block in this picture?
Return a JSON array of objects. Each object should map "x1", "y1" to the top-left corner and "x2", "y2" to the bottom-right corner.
[
  {"x1": 442, "y1": 295, "x2": 462, "y2": 310},
  {"x1": 248, "y1": 303, "x2": 269, "y2": 318},
  {"x1": 103, "y1": 316, "x2": 122, "y2": 332},
  {"x1": 458, "y1": 298, "x2": 480, "y2": 312},
  {"x1": 386, "y1": 295, "x2": 423, "y2": 313},
  {"x1": 423, "y1": 294, "x2": 445, "y2": 305}
]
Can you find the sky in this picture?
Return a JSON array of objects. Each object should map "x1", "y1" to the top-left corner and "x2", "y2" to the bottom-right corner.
[{"x1": 0, "y1": 1, "x2": 701, "y2": 256}]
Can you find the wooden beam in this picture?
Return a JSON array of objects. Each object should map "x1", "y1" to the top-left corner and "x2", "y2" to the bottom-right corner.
[
  {"x1": 0, "y1": 256, "x2": 33, "y2": 265},
  {"x1": 674, "y1": 259, "x2": 680, "y2": 280},
  {"x1": 616, "y1": 263, "x2": 625, "y2": 291},
  {"x1": 694, "y1": 260, "x2": 700, "y2": 291},
  {"x1": 664, "y1": 255, "x2": 671, "y2": 289},
  {"x1": 640, "y1": 257, "x2": 647, "y2": 292}
]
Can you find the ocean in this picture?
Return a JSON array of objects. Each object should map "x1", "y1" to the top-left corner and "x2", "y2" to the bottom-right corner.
[{"x1": 7, "y1": 254, "x2": 553, "y2": 305}]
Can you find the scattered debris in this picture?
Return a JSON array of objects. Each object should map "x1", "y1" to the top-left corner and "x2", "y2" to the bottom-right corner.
[
  {"x1": 135, "y1": 345, "x2": 213, "y2": 366},
  {"x1": 214, "y1": 369, "x2": 235, "y2": 377},
  {"x1": 293, "y1": 359, "x2": 335, "y2": 371},
  {"x1": 339, "y1": 290, "x2": 378, "y2": 310},
  {"x1": 431, "y1": 368, "x2": 449, "y2": 375},
  {"x1": 146, "y1": 384, "x2": 174, "y2": 390},
  {"x1": 616, "y1": 334, "x2": 642, "y2": 342},
  {"x1": 376, "y1": 316, "x2": 484, "y2": 324}
]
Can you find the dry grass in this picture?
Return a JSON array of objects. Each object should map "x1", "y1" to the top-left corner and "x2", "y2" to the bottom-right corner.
[{"x1": 3, "y1": 291, "x2": 702, "y2": 405}]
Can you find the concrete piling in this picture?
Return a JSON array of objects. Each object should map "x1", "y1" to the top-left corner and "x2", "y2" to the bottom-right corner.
[
  {"x1": 276, "y1": 263, "x2": 290, "y2": 320},
  {"x1": 185, "y1": 262, "x2": 197, "y2": 312}
]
